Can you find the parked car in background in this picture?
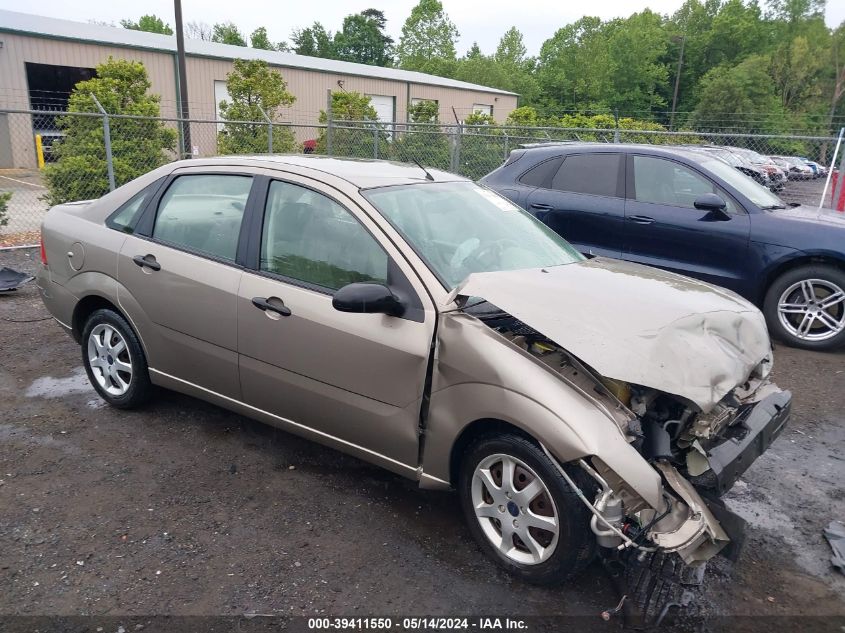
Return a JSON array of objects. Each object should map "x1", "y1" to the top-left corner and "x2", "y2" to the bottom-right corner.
[
  {"x1": 798, "y1": 157, "x2": 826, "y2": 178},
  {"x1": 482, "y1": 143, "x2": 845, "y2": 350},
  {"x1": 724, "y1": 147, "x2": 787, "y2": 190},
  {"x1": 37, "y1": 155, "x2": 790, "y2": 588},
  {"x1": 687, "y1": 146, "x2": 776, "y2": 191},
  {"x1": 770, "y1": 156, "x2": 814, "y2": 180}
]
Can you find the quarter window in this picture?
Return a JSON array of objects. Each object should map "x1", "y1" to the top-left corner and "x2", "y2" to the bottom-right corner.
[
  {"x1": 633, "y1": 156, "x2": 737, "y2": 212},
  {"x1": 260, "y1": 181, "x2": 388, "y2": 291},
  {"x1": 518, "y1": 157, "x2": 564, "y2": 187},
  {"x1": 550, "y1": 154, "x2": 622, "y2": 197},
  {"x1": 152, "y1": 174, "x2": 253, "y2": 261},
  {"x1": 106, "y1": 179, "x2": 162, "y2": 233}
]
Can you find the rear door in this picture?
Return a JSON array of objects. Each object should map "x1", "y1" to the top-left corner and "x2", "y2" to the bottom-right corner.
[
  {"x1": 524, "y1": 152, "x2": 625, "y2": 257},
  {"x1": 117, "y1": 169, "x2": 256, "y2": 398},
  {"x1": 623, "y1": 154, "x2": 751, "y2": 293},
  {"x1": 236, "y1": 175, "x2": 436, "y2": 473}
]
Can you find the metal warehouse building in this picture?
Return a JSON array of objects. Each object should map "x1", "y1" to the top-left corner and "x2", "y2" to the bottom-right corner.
[{"x1": 0, "y1": 9, "x2": 518, "y2": 168}]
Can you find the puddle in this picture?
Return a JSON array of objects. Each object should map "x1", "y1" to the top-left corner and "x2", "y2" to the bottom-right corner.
[{"x1": 25, "y1": 368, "x2": 93, "y2": 398}]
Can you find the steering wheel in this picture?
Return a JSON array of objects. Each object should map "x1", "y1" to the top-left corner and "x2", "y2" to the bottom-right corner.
[{"x1": 450, "y1": 238, "x2": 521, "y2": 279}]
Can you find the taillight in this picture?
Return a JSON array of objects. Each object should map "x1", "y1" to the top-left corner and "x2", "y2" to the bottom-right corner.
[{"x1": 40, "y1": 234, "x2": 47, "y2": 265}]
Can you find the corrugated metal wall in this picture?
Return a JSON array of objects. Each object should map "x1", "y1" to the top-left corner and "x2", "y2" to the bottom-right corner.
[{"x1": 0, "y1": 32, "x2": 518, "y2": 166}]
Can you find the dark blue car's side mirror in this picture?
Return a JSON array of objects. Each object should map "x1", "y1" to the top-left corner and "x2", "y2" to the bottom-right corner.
[{"x1": 694, "y1": 193, "x2": 731, "y2": 220}]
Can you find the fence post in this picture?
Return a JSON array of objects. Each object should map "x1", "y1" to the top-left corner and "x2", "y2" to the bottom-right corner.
[
  {"x1": 373, "y1": 122, "x2": 379, "y2": 159},
  {"x1": 258, "y1": 105, "x2": 273, "y2": 154},
  {"x1": 503, "y1": 132, "x2": 509, "y2": 160},
  {"x1": 90, "y1": 94, "x2": 116, "y2": 191},
  {"x1": 326, "y1": 89, "x2": 334, "y2": 156},
  {"x1": 613, "y1": 108, "x2": 620, "y2": 144},
  {"x1": 450, "y1": 124, "x2": 463, "y2": 174}
]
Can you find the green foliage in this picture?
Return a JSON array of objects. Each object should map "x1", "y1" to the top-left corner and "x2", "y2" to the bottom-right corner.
[
  {"x1": 291, "y1": 23, "x2": 335, "y2": 58},
  {"x1": 120, "y1": 15, "x2": 173, "y2": 35},
  {"x1": 43, "y1": 58, "x2": 176, "y2": 206},
  {"x1": 217, "y1": 59, "x2": 297, "y2": 155},
  {"x1": 249, "y1": 27, "x2": 276, "y2": 51},
  {"x1": 334, "y1": 9, "x2": 394, "y2": 66},
  {"x1": 212, "y1": 22, "x2": 247, "y2": 47},
  {"x1": 0, "y1": 191, "x2": 11, "y2": 228},
  {"x1": 391, "y1": 100, "x2": 450, "y2": 170},
  {"x1": 317, "y1": 92, "x2": 387, "y2": 158},
  {"x1": 397, "y1": 0, "x2": 459, "y2": 75}
]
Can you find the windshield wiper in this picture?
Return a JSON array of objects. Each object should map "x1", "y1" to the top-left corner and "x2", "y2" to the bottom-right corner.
[{"x1": 760, "y1": 204, "x2": 787, "y2": 210}]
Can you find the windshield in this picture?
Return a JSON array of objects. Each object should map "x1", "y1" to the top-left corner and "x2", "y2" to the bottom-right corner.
[
  {"x1": 364, "y1": 182, "x2": 584, "y2": 289},
  {"x1": 698, "y1": 157, "x2": 786, "y2": 209}
]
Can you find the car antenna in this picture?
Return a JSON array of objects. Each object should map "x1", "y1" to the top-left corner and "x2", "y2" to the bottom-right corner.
[{"x1": 411, "y1": 157, "x2": 435, "y2": 181}]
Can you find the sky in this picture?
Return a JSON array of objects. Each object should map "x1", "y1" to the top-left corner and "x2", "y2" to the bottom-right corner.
[{"x1": 1, "y1": 0, "x2": 843, "y2": 57}]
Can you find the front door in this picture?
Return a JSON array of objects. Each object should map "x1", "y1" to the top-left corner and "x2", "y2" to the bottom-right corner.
[
  {"x1": 237, "y1": 177, "x2": 435, "y2": 472},
  {"x1": 623, "y1": 154, "x2": 751, "y2": 293},
  {"x1": 117, "y1": 171, "x2": 255, "y2": 398}
]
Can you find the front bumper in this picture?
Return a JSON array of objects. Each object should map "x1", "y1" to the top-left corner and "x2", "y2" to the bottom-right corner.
[{"x1": 691, "y1": 390, "x2": 792, "y2": 496}]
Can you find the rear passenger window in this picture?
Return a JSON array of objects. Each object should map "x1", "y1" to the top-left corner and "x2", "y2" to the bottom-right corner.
[
  {"x1": 152, "y1": 175, "x2": 253, "y2": 261},
  {"x1": 106, "y1": 179, "x2": 162, "y2": 233},
  {"x1": 260, "y1": 180, "x2": 388, "y2": 291},
  {"x1": 518, "y1": 157, "x2": 564, "y2": 187},
  {"x1": 551, "y1": 154, "x2": 622, "y2": 197}
]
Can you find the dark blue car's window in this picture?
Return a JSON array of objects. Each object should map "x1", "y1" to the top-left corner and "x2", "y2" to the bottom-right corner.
[
  {"x1": 518, "y1": 157, "x2": 564, "y2": 187},
  {"x1": 633, "y1": 156, "x2": 738, "y2": 213},
  {"x1": 551, "y1": 153, "x2": 622, "y2": 197}
]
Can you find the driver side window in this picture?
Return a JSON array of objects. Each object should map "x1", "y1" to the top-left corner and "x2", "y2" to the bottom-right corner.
[
  {"x1": 260, "y1": 180, "x2": 388, "y2": 291},
  {"x1": 633, "y1": 156, "x2": 737, "y2": 212}
]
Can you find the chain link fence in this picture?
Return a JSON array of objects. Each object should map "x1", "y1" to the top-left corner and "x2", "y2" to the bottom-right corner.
[{"x1": 0, "y1": 107, "x2": 840, "y2": 246}]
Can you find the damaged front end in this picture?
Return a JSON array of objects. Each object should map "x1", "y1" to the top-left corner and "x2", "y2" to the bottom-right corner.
[{"x1": 464, "y1": 299, "x2": 791, "y2": 566}]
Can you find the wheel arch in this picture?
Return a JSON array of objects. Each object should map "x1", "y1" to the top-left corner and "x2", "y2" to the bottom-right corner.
[
  {"x1": 71, "y1": 294, "x2": 124, "y2": 343},
  {"x1": 761, "y1": 253, "x2": 845, "y2": 304},
  {"x1": 448, "y1": 418, "x2": 536, "y2": 487}
]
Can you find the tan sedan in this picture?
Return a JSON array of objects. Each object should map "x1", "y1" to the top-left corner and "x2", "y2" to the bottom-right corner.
[{"x1": 37, "y1": 156, "x2": 790, "y2": 586}]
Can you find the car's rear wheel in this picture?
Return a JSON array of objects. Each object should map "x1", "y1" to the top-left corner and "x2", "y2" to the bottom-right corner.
[
  {"x1": 457, "y1": 433, "x2": 595, "y2": 585},
  {"x1": 81, "y1": 308, "x2": 152, "y2": 408},
  {"x1": 763, "y1": 265, "x2": 845, "y2": 351}
]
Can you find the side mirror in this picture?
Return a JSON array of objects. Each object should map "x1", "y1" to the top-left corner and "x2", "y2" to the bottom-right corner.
[
  {"x1": 332, "y1": 283, "x2": 405, "y2": 317},
  {"x1": 694, "y1": 193, "x2": 730, "y2": 220}
]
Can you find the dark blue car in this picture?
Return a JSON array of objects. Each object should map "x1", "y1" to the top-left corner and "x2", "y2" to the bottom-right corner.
[{"x1": 481, "y1": 144, "x2": 845, "y2": 351}]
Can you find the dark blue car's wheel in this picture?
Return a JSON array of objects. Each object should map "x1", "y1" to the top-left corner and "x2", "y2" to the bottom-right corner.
[{"x1": 764, "y1": 265, "x2": 845, "y2": 351}]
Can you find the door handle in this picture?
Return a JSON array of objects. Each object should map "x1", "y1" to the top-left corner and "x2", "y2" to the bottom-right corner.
[
  {"x1": 252, "y1": 296, "x2": 292, "y2": 317},
  {"x1": 628, "y1": 215, "x2": 655, "y2": 225},
  {"x1": 530, "y1": 203, "x2": 553, "y2": 210},
  {"x1": 132, "y1": 254, "x2": 161, "y2": 271}
]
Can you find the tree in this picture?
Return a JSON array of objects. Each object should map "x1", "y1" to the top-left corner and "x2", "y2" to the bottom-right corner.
[
  {"x1": 291, "y1": 23, "x2": 335, "y2": 58},
  {"x1": 691, "y1": 55, "x2": 787, "y2": 133},
  {"x1": 217, "y1": 59, "x2": 297, "y2": 155},
  {"x1": 0, "y1": 191, "x2": 10, "y2": 228},
  {"x1": 250, "y1": 27, "x2": 275, "y2": 51},
  {"x1": 334, "y1": 9, "x2": 394, "y2": 66},
  {"x1": 494, "y1": 27, "x2": 540, "y2": 104},
  {"x1": 397, "y1": 0, "x2": 459, "y2": 76},
  {"x1": 186, "y1": 21, "x2": 213, "y2": 41},
  {"x1": 317, "y1": 92, "x2": 386, "y2": 158},
  {"x1": 391, "y1": 100, "x2": 450, "y2": 169},
  {"x1": 120, "y1": 15, "x2": 173, "y2": 35},
  {"x1": 44, "y1": 58, "x2": 176, "y2": 205},
  {"x1": 212, "y1": 22, "x2": 247, "y2": 47}
]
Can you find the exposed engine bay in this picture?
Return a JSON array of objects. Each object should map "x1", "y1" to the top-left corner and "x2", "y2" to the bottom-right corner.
[{"x1": 466, "y1": 301, "x2": 791, "y2": 565}]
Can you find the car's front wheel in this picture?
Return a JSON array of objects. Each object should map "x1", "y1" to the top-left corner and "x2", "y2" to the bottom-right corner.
[
  {"x1": 763, "y1": 265, "x2": 845, "y2": 351},
  {"x1": 81, "y1": 308, "x2": 152, "y2": 408},
  {"x1": 457, "y1": 433, "x2": 595, "y2": 585}
]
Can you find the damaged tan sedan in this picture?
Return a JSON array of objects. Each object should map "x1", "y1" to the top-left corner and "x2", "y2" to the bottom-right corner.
[{"x1": 38, "y1": 156, "x2": 790, "y2": 586}]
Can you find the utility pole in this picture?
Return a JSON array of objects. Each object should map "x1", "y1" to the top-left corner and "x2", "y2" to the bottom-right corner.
[
  {"x1": 174, "y1": 0, "x2": 191, "y2": 158},
  {"x1": 669, "y1": 35, "x2": 685, "y2": 131}
]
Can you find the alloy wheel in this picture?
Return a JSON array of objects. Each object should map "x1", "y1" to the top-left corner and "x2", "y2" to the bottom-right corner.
[
  {"x1": 777, "y1": 279, "x2": 845, "y2": 342},
  {"x1": 471, "y1": 453, "x2": 559, "y2": 565},
  {"x1": 87, "y1": 324, "x2": 133, "y2": 396}
]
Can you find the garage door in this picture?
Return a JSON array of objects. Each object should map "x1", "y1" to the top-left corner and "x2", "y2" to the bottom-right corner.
[{"x1": 367, "y1": 95, "x2": 395, "y2": 124}]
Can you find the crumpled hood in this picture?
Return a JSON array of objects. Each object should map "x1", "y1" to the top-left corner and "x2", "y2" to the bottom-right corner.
[{"x1": 452, "y1": 257, "x2": 771, "y2": 412}]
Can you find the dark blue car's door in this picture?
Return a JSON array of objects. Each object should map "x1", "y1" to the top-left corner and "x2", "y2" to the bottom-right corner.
[
  {"x1": 623, "y1": 154, "x2": 751, "y2": 293},
  {"x1": 524, "y1": 152, "x2": 625, "y2": 258}
]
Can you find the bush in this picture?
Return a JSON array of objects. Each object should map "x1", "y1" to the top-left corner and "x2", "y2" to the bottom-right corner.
[
  {"x1": 0, "y1": 191, "x2": 11, "y2": 228},
  {"x1": 390, "y1": 100, "x2": 450, "y2": 170},
  {"x1": 217, "y1": 59, "x2": 297, "y2": 155},
  {"x1": 44, "y1": 58, "x2": 176, "y2": 205},
  {"x1": 317, "y1": 92, "x2": 389, "y2": 159}
]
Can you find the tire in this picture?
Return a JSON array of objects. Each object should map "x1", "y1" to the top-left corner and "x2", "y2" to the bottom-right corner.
[
  {"x1": 763, "y1": 265, "x2": 845, "y2": 351},
  {"x1": 81, "y1": 308, "x2": 152, "y2": 409},
  {"x1": 457, "y1": 433, "x2": 596, "y2": 585}
]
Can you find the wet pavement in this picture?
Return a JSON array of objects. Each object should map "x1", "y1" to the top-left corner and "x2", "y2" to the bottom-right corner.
[{"x1": 1, "y1": 247, "x2": 843, "y2": 631}]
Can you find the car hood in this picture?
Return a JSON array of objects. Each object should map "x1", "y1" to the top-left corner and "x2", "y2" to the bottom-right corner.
[
  {"x1": 451, "y1": 257, "x2": 771, "y2": 412},
  {"x1": 769, "y1": 205, "x2": 845, "y2": 229}
]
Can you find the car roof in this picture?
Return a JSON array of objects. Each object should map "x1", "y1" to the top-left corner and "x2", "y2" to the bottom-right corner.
[
  {"x1": 516, "y1": 142, "x2": 714, "y2": 163},
  {"x1": 165, "y1": 155, "x2": 466, "y2": 189}
]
